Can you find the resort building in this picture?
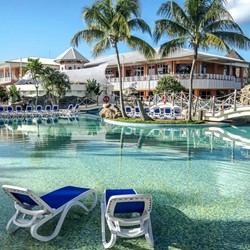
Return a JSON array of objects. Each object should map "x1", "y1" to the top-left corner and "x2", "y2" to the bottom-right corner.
[
  {"x1": 86, "y1": 48, "x2": 249, "y2": 99},
  {"x1": 0, "y1": 47, "x2": 249, "y2": 100},
  {"x1": 0, "y1": 57, "x2": 59, "y2": 86},
  {"x1": 0, "y1": 47, "x2": 110, "y2": 98}
]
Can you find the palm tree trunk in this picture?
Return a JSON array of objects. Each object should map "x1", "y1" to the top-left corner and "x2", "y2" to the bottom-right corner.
[
  {"x1": 35, "y1": 85, "x2": 38, "y2": 107},
  {"x1": 188, "y1": 46, "x2": 198, "y2": 121},
  {"x1": 137, "y1": 99, "x2": 153, "y2": 121},
  {"x1": 114, "y1": 44, "x2": 127, "y2": 118}
]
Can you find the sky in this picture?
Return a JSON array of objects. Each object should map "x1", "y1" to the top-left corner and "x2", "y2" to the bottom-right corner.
[{"x1": 0, "y1": 0, "x2": 250, "y2": 62}]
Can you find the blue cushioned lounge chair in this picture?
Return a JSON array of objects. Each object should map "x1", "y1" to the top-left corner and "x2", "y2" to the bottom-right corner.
[
  {"x1": 125, "y1": 106, "x2": 133, "y2": 117},
  {"x1": 2, "y1": 185, "x2": 97, "y2": 242},
  {"x1": 101, "y1": 189, "x2": 153, "y2": 249}
]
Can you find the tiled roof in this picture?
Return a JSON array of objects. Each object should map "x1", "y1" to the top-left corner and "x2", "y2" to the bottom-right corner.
[
  {"x1": 6, "y1": 57, "x2": 59, "y2": 66},
  {"x1": 225, "y1": 49, "x2": 245, "y2": 61},
  {"x1": 55, "y1": 47, "x2": 89, "y2": 63},
  {"x1": 85, "y1": 47, "x2": 248, "y2": 67}
]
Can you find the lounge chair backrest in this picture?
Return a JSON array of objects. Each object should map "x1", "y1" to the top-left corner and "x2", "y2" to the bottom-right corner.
[
  {"x1": 0, "y1": 106, "x2": 4, "y2": 112},
  {"x1": 36, "y1": 105, "x2": 42, "y2": 112},
  {"x1": 125, "y1": 106, "x2": 132, "y2": 112},
  {"x1": 16, "y1": 105, "x2": 23, "y2": 112},
  {"x1": 144, "y1": 107, "x2": 150, "y2": 113},
  {"x1": 2, "y1": 185, "x2": 53, "y2": 213},
  {"x1": 53, "y1": 105, "x2": 59, "y2": 112},
  {"x1": 164, "y1": 107, "x2": 171, "y2": 113},
  {"x1": 101, "y1": 189, "x2": 154, "y2": 248},
  {"x1": 135, "y1": 106, "x2": 140, "y2": 113},
  {"x1": 153, "y1": 107, "x2": 160, "y2": 113},
  {"x1": 68, "y1": 104, "x2": 73, "y2": 110},
  {"x1": 174, "y1": 107, "x2": 182, "y2": 116},
  {"x1": 74, "y1": 104, "x2": 79, "y2": 111},
  {"x1": 7, "y1": 106, "x2": 13, "y2": 112},
  {"x1": 106, "y1": 194, "x2": 152, "y2": 217},
  {"x1": 45, "y1": 105, "x2": 51, "y2": 111},
  {"x1": 26, "y1": 105, "x2": 33, "y2": 112}
]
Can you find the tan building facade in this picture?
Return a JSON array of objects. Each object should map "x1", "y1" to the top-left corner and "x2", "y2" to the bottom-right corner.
[
  {"x1": 0, "y1": 47, "x2": 249, "y2": 100},
  {"x1": 86, "y1": 48, "x2": 249, "y2": 99}
]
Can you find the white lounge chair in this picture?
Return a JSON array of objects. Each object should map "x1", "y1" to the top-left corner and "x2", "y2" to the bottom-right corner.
[
  {"x1": 59, "y1": 104, "x2": 74, "y2": 118},
  {"x1": 25, "y1": 105, "x2": 33, "y2": 118},
  {"x1": 133, "y1": 106, "x2": 141, "y2": 118},
  {"x1": 101, "y1": 189, "x2": 154, "y2": 249},
  {"x1": 2, "y1": 185, "x2": 97, "y2": 242},
  {"x1": 125, "y1": 106, "x2": 133, "y2": 117},
  {"x1": 173, "y1": 107, "x2": 182, "y2": 119},
  {"x1": 162, "y1": 106, "x2": 172, "y2": 119},
  {"x1": 52, "y1": 105, "x2": 59, "y2": 113},
  {"x1": 152, "y1": 106, "x2": 161, "y2": 119}
]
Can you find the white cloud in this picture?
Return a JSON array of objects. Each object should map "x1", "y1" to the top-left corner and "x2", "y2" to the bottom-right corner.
[{"x1": 226, "y1": 0, "x2": 250, "y2": 23}]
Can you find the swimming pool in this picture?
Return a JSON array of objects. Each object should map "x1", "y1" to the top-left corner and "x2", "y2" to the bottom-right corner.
[{"x1": 0, "y1": 115, "x2": 249, "y2": 250}]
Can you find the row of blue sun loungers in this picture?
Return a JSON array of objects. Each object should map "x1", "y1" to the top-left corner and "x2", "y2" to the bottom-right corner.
[
  {"x1": 2, "y1": 185, "x2": 153, "y2": 248},
  {"x1": 0, "y1": 104, "x2": 79, "y2": 120},
  {"x1": 125, "y1": 105, "x2": 183, "y2": 119}
]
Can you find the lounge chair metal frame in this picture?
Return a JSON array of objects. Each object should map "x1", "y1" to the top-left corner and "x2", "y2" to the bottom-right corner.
[
  {"x1": 101, "y1": 189, "x2": 154, "y2": 249},
  {"x1": 2, "y1": 185, "x2": 97, "y2": 242}
]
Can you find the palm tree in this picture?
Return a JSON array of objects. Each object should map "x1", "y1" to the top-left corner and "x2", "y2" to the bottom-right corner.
[
  {"x1": 85, "y1": 79, "x2": 103, "y2": 105},
  {"x1": 71, "y1": 0, "x2": 155, "y2": 117},
  {"x1": 8, "y1": 85, "x2": 21, "y2": 104},
  {"x1": 154, "y1": 0, "x2": 250, "y2": 121},
  {"x1": 25, "y1": 58, "x2": 44, "y2": 107},
  {"x1": 41, "y1": 67, "x2": 71, "y2": 105}
]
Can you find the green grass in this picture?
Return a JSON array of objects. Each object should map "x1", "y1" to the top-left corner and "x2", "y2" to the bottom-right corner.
[{"x1": 114, "y1": 117, "x2": 205, "y2": 124}]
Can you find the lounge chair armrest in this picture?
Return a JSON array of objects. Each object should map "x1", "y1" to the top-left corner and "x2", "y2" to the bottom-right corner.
[{"x1": 15, "y1": 203, "x2": 47, "y2": 216}]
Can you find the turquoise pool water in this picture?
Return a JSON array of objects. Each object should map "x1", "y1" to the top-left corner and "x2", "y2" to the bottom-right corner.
[{"x1": 0, "y1": 115, "x2": 249, "y2": 250}]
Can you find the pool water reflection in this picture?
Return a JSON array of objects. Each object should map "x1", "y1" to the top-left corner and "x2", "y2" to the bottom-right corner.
[{"x1": 0, "y1": 115, "x2": 249, "y2": 250}]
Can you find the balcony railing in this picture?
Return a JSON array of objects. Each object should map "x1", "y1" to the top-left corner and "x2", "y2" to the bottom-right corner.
[
  {"x1": 0, "y1": 76, "x2": 19, "y2": 84},
  {"x1": 108, "y1": 73, "x2": 240, "y2": 83},
  {"x1": 0, "y1": 77, "x2": 12, "y2": 84},
  {"x1": 107, "y1": 73, "x2": 242, "y2": 90}
]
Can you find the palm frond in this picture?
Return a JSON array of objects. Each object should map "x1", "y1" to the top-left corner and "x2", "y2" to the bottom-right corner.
[
  {"x1": 154, "y1": 19, "x2": 190, "y2": 43},
  {"x1": 125, "y1": 36, "x2": 156, "y2": 59},
  {"x1": 111, "y1": 13, "x2": 131, "y2": 39},
  {"x1": 92, "y1": 38, "x2": 111, "y2": 57},
  {"x1": 71, "y1": 28, "x2": 105, "y2": 46},
  {"x1": 158, "y1": 38, "x2": 187, "y2": 57},
  {"x1": 202, "y1": 2, "x2": 233, "y2": 31},
  {"x1": 204, "y1": 19, "x2": 243, "y2": 34},
  {"x1": 83, "y1": 4, "x2": 110, "y2": 29},
  {"x1": 128, "y1": 18, "x2": 152, "y2": 36},
  {"x1": 116, "y1": 0, "x2": 141, "y2": 19},
  {"x1": 157, "y1": 1, "x2": 185, "y2": 20},
  {"x1": 212, "y1": 31, "x2": 250, "y2": 50},
  {"x1": 200, "y1": 33, "x2": 229, "y2": 51}
]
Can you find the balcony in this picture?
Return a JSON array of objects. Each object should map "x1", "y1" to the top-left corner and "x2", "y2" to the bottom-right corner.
[
  {"x1": 0, "y1": 76, "x2": 19, "y2": 85},
  {"x1": 0, "y1": 77, "x2": 12, "y2": 85},
  {"x1": 108, "y1": 73, "x2": 242, "y2": 91}
]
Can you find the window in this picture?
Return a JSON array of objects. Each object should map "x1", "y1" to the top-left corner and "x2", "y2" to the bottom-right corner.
[
  {"x1": 134, "y1": 66, "x2": 144, "y2": 76},
  {"x1": 176, "y1": 64, "x2": 191, "y2": 74},
  {"x1": 149, "y1": 65, "x2": 155, "y2": 75},
  {"x1": 201, "y1": 90, "x2": 211, "y2": 99},
  {"x1": 200, "y1": 63, "x2": 207, "y2": 74},
  {"x1": 105, "y1": 69, "x2": 114, "y2": 76},
  {"x1": 126, "y1": 69, "x2": 131, "y2": 77},
  {"x1": 157, "y1": 64, "x2": 169, "y2": 74},
  {"x1": 216, "y1": 90, "x2": 226, "y2": 97}
]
